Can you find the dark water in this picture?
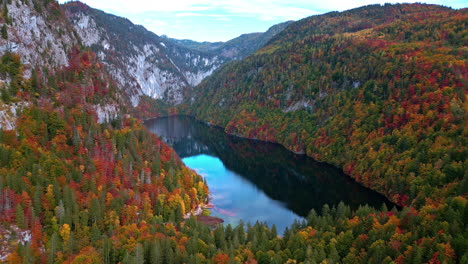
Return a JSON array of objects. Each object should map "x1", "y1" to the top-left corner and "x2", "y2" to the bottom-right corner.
[{"x1": 145, "y1": 116, "x2": 394, "y2": 232}]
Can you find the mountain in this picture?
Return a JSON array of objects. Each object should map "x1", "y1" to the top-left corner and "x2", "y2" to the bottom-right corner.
[
  {"x1": 168, "y1": 20, "x2": 294, "y2": 60},
  {"x1": 184, "y1": 2, "x2": 466, "y2": 215},
  {"x1": 0, "y1": 0, "x2": 78, "y2": 77},
  {"x1": 0, "y1": 0, "x2": 126, "y2": 129},
  {"x1": 62, "y1": 1, "x2": 227, "y2": 106},
  {"x1": 63, "y1": 2, "x2": 292, "y2": 106},
  {"x1": 0, "y1": 1, "x2": 467, "y2": 263},
  {"x1": 0, "y1": 0, "x2": 209, "y2": 261}
]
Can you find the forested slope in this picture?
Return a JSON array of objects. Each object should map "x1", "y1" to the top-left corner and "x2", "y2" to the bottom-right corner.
[
  {"x1": 0, "y1": 1, "x2": 466, "y2": 263},
  {"x1": 0, "y1": 38, "x2": 209, "y2": 261},
  {"x1": 179, "y1": 5, "x2": 468, "y2": 261},
  {"x1": 185, "y1": 3, "x2": 467, "y2": 209}
]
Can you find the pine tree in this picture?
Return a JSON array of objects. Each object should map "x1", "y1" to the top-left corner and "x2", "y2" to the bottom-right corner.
[
  {"x1": 90, "y1": 223, "x2": 101, "y2": 242},
  {"x1": 135, "y1": 243, "x2": 144, "y2": 264},
  {"x1": 55, "y1": 200, "x2": 65, "y2": 224},
  {"x1": 270, "y1": 224, "x2": 277, "y2": 239},
  {"x1": 90, "y1": 197, "x2": 102, "y2": 224},
  {"x1": 15, "y1": 204, "x2": 25, "y2": 228},
  {"x1": 1, "y1": 24, "x2": 7, "y2": 39},
  {"x1": 47, "y1": 232, "x2": 60, "y2": 264},
  {"x1": 102, "y1": 235, "x2": 112, "y2": 264},
  {"x1": 214, "y1": 225, "x2": 226, "y2": 249},
  {"x1": 150, "y1": 240, "x2": 163, "y2": 264}
]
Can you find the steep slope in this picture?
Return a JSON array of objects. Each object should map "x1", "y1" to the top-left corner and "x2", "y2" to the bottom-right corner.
[
  {"x1": 0, "y1": 96, "x2": 209, "y2": 263},
  {"x1": 169, "y1": 20, "x2": 294, "y2": 60},
  {"x1": 63, "y1": 1, "x2": 225, "y2": 106},
  {"x1": 185, "y1": 3, "x2": 467, "y2": 208},
  {"x1": 0, "y1": 1, "x2": 209, "y2": 262},
  {"x1": 0, "y1": 1, "x2": 466, "y2": 263},
  {"x1": 0, "y1": 0, "x2": 130, "y2": 129},
  {"x1": 0, "y1": 0, "x2": 79, "y2": 77}
]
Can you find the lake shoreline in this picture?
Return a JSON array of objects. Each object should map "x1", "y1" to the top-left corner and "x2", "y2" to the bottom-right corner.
[
  {"x1": 144, "y1": 116, "x2": 399, "y2": 232},
  {"x1": 145, "y1": 115, "x2": 400, "y2": 211}
]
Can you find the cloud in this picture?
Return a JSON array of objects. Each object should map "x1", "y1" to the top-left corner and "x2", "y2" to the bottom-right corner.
[
  {"x1": 59, "y1": 0, "x2": 466, "y2": 21},
  {"x1": 58, "y1": 0, "x2": 466, "y2": 42},
  {"x1": 175, "y1": 12, "x2": 204, "y2": 17},
  {"x1": 216, "y1": 17, "x2": 232, "y2": 21},
  {"x1": 60, "y1": 0, "x2": 319, "y2": 20},
  {"x1": 60, "y1": 0, "x2": 214, "y2": 13},
  {"x1": 141, "y1": 18, "x2": 168, "y2": 27}
]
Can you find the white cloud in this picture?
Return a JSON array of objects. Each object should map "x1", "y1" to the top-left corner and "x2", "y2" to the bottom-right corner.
[
  {"x1": 175, "y1": 12, "x2": 204, "y2": 17},
  {"x1": 59, "y1": 0, "x2": 320, "y2": 21},
  {"x1": 58, "y1": 0, "x2": 466, "y2": 41},
  {"x1": 59, "y1": 0, "x2": 467, "y2": 20},
  {"x1": 60, "y1": 0, "x2": 466, "y2": 20},
  {"x1": 60, "y1": 0, "x2": 214, "y2": 13},
  {"x1": 141, "y1": 18, "x2": 168, "y2": 27},
  {"x1": 216, "y1": 17, "x2": 232, "y2": 21}
]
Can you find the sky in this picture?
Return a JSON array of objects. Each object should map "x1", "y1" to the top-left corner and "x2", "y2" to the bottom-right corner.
[{"x1": 58, "y1": 0, "x2": 467, "y2": 42}]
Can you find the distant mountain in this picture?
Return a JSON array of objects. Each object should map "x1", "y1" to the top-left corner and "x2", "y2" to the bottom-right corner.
[
  {"x1": 164, "y1": 38, "x2": 224, "y2": 53},
  {"x1": 168, "y1": 20, "x2": 294, "y2": 60},
  {"x1": 184, "y1": 3, "x2": 467, "y2": 210}
]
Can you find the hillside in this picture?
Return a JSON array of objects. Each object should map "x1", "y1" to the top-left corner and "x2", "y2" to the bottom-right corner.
[
  {"x1": 0, "y1": 82, "x2": 208, "y2": 262},
  {"x1": 0, "y1": 0, "x2": 210, "y2": 262},
  {"x1": 0, "y1": 0, "x2": 128, "y2": 129},
  {"x1": 182, "y1": 3, "x2": 467, "y2": 260},
  {"x1": 0, "y1": 1, "x2": 466, "y2": 263},
  {"x1": 185, "y1": 3, "x2": 467, "y2": 207}
]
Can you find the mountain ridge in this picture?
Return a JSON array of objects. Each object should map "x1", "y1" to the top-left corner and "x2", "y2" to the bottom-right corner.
[{"x1": 167, "y1": 20, "x2": 294, "y2": 60}]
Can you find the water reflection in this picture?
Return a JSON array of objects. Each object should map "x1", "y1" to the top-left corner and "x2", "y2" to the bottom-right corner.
[{"x1": 145, "y1": 116, "x2": 394, "y2": 231}]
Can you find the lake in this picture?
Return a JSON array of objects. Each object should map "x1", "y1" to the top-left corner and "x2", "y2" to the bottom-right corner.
[{"x1": 145, "y1": 116, "x2": 394, "y2": 232}]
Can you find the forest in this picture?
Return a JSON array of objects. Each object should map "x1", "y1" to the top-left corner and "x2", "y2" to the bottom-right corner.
[
  {"x1": 180, "y1": 3, "x2": 467, "y2": 262},
  {"x1": 0, "y1": 0, "x2": 466, "y2": 263}
]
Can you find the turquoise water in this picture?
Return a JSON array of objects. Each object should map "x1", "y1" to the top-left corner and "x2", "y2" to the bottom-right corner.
[
  {"x1": 183, "y1": 154, "x2": 300, "y2": 232},
  {"x1": 145, "y1": 116, "x2": 395, "y2": 233}
]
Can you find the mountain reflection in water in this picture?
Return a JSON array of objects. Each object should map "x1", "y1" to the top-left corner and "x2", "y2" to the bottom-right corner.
[{"x1": 145, "y1": 116, "x2": 395, "y2": 232}]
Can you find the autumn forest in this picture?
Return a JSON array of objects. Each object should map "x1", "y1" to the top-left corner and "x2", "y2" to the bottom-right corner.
[{"x1": 0, "y1": 0, "x2": 466, "y2": 263}]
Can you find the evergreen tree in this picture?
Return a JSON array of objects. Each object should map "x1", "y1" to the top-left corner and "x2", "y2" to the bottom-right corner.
[
  {"x1": 15, "y1": 204, "x2": 25, "y2": 228},
  {"x1": 1, "y1": 24, "x2": 7, "y2": 39},
  {"x1": 135, "y1": 243, "x2": 144, "y2": 264}
]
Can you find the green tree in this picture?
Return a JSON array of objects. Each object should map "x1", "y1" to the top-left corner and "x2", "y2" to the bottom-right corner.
[
  {"x1": 1, "y1": 24, "x2": 7, "y2": 39},
  {"x1": 15, "y1": 204, "x2": 25, "y2": 228}
]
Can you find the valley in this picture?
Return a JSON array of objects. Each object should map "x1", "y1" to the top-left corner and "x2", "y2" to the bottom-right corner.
[{"x1": 0, "y1": 0, "x2": 465, "y2": 263}]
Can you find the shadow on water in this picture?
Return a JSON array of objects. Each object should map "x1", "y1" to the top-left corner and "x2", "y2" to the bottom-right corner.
[{"x1": 145, "y1": 116, "x2": 396, "y2": 219}]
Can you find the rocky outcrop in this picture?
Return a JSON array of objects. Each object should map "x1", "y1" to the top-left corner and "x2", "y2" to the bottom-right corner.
[
  {"x1": 64, "y1": 2, "x2": 225, "y2": 106},
  {"x1": 0, "y1": 0, "x2": 78, "y2": 77}
]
